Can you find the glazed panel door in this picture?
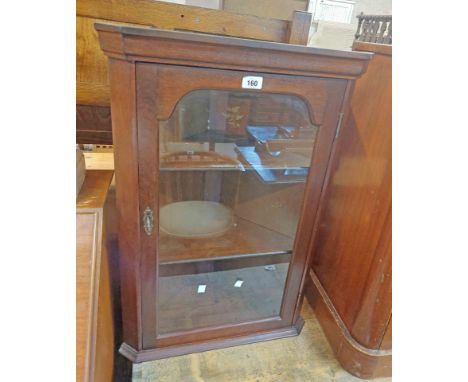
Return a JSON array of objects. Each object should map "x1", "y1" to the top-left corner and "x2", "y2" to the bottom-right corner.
[{"x1": 136, "y1": 63, "x2": 348, "y2": 349}]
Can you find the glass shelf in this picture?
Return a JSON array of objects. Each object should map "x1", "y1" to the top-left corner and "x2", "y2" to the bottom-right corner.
[{"x1": 159, "y1": 216, "x2": 294, "y2": 264}]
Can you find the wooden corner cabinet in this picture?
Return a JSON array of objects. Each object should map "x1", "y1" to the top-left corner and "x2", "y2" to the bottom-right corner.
[{"x1": 96, "y1": 24, "x2": 371, "y2": 362}]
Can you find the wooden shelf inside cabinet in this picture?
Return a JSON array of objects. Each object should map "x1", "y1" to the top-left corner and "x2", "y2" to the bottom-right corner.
[
  {"x1": 160, "y1": 147, "x2": 312, "y2": 171},
  {"x1": 159, "y1": 217, "x2": 294, "y2": 264},
  {"x1": 159, "y1": 145, "x2": 312, "y2": 184},
  {"x1": 96, "y1": 23, "x2": 371, "y2": 362}
]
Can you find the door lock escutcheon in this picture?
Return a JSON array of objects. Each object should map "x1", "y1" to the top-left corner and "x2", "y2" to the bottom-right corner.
[{"x1": 143, "y1": 207, "x2": 154, "y2": 236}]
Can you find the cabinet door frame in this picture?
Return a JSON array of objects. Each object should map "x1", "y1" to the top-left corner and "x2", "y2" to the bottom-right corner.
[{"x1": 135, "y1": 63, "x2": 348, "y2": 349}]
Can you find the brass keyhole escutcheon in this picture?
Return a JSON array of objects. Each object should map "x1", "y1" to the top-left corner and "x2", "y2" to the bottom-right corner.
[{"x1": 143, "y1": 207, "x2": 154, "y2": 236}]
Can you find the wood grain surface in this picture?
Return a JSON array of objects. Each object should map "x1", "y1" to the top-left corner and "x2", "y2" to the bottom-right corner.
[
  {"x1": 306, "y1": 41, "x2": 392, "y2": 378},
  {"x1": 97, "y1": 23, "x2": 370, "y2": 361},
  {"x1": 306, "y1": 270, "x2": 391, "y2": 379},
  {"x1": 107, "y1": 58, "x2": 142, "y2": 350},
  {"x1": 77, "y1": 170, "x2": 115, "y2": 382},
  {"x1": 76, "y1": 0, "x2": 314, "y2": 145},
  {"x1": 310, "y1": 41, "x2": 391, "y2": 349},
  {"x1": 76, "y1": 0, "x2": 311, "y2": 107},
  {"x1": 77, "y1": 104, "x2": 113, "y2": 144},
  {"x1": 78, "y1": 0, "x2": 290, "y2": 42},
  {"x1": 96, "y1": 24, "x2": 370, "y2": 79},
  {"x1": 223, "y1": 0, "x2": 309, "y2": 21},
  {"x1": 288, "y1": 11, "x2": 313, "y2": 45},
  {"x1": 129, "y1": 56, "x2": 350, "y2": 353}
]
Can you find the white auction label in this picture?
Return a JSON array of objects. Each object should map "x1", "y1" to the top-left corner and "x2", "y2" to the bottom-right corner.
[
  {"x1": 242, "y1": 76, "x2": 263, "y2": 90},
  {"x1": 197, "y1": 285, "x2": 206, "y2": 294}
]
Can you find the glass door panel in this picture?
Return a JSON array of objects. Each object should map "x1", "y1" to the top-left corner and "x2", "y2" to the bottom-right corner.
[{"x1": 157, "y1": 90, "x2": 317, "y2": 334}]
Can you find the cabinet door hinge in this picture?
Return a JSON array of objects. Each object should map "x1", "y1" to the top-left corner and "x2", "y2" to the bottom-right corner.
[
  {"x1": 335, "y1": 112, "x2": 344, "y2": 139},
  {"x1": 143, "y1": 207, "x2": 154, "y2": 236}
]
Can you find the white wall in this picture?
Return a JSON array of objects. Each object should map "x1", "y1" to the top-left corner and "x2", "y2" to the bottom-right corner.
[
  {"x1": 307, "y1": 0, "x2": 391, "y2": 50},
  {"x1": 309, "y1": 0, "x2": 391, "y2": 25}
]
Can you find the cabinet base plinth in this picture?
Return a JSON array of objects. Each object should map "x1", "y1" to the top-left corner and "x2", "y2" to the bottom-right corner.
[
  {"x1": 119, "y1": 319, "x2": 304, "y2": 363},
  {"x1": 305, "y1": 270, "x2": 391, "y2": 379}
]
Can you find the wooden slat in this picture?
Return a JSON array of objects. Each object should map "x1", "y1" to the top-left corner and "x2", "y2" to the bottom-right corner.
[
  {"x1": 77, "y1": 0, "x2": 289, "y2": 42},
  {"x1": 77, "y1": 16, "x2": 109, "y2": 86},
  {"x1": 77, "y1": 16, "x2": 110, "y2": 106},
  {"x1": 288, "y1": 10, "x2": 312, "y2": 45},
  {"x1": 77, "y1": 0, "x2": 312, "y2": 143},
  {"x1": 223, "y1": 0, "x2": 309, "y2": 21},
  {"x1": 77, "y1": 82, "x2": 110, "y2": 106},
  {"x1": 77, "y1": 171, "x2": 115, "y2": 382},
  {"x1": 77, "y1": 104, "x2": 113, "y2": 144}
]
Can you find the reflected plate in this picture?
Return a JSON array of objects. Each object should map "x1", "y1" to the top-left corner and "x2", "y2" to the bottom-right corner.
[{"x1": 160, "y1": 201, "x2": 234, "y2": 238}]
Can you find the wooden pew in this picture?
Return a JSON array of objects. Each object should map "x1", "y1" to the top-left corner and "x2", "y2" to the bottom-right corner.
[
  {"x1": 77, "y1": 170, "x2": 116, "y2": 382},
  {"x1": 76, "y1": 0, "x2": 312, "y2": 144}
]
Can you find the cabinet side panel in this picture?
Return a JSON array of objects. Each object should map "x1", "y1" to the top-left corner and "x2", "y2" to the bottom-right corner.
[
  {"x1": 93, "y1": 223, "x2": 115, "y2": 382},
  {"x1": 351, "y1": 209, "x2": 392, "y2": 348},
  {"x1": 135, "y1": 63, "x2": 160, "y2": 349},
  {"x1": 310, "y1": 48, "x2": 392, "y2": 349},
  {"x1": 108, "y1": 58, "x2": 142, "y2": 350},
  {"x1": 380, "y1": 316, "x2": 392, "y2": 350}
]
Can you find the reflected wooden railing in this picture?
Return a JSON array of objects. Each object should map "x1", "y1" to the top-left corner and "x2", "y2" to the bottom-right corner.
[{"x1": 355, "y1": 13, "x2": 392, "y2": 44}]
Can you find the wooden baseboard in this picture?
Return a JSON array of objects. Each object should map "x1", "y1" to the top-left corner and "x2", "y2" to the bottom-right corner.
[
  {"x1": 119, "y1": 318, "x2": 304, "y2": 363},
  {"x1": 305, "y1": 270, "x2": 391, "y2": 379}
]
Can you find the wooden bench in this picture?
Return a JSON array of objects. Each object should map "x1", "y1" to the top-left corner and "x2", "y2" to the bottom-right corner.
[
  {"x1": 77, "y1": 0, "x2": 312, "y2": 144},
  {"x1": 77, "y1": 170, "x2": 116, "y2": 382}
]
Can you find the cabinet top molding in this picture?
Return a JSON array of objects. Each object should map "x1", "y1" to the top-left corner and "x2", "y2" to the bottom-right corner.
[{"x1": 95, "y1": 23, "x2": 372, "y2": 79}]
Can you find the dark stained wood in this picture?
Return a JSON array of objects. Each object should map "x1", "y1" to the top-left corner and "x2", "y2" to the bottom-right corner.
[
  {"x1": 146, "y1": 65, "x2": 330, "y2": 124},
  {"x1": 351, "y1": 208, "x2": 392, "y2": 348},
  {"x1": 305, "y1": 41, "x2": 391, "y2": 377},
  {"x1": 381, "y1": 316, "x2": 392, "y2": 350},
  {"x1": 134, "y1": 61, "x2": 349, "y2": 351},
  {"x1": 305, "y1": 270, "x2": 391, "y2": 379},
  {"x1": 97, "y1": 25, "x2": 370, "y2": 362},
  {"x1": 96, "y1": 24, "x2": 371, "y2": 80},
  {"x1": 120, "y1": 318, "x2": 304, "y2": 362},
  {"x1": 107, "y1": 58, "x2": 142, "y2": 351},
  {"x1": 76, "y1": 104, "x2": 112, "y2": 144},
  {"x1": 134, "y1": 63, "x2": 160, "y2": 349},
  {"x1": 77, "y1": 170, "x2": 115, "y2": 382}
]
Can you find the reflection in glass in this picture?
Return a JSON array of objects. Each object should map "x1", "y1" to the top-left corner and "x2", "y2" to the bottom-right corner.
[{"x1": 157, "y1": 90, "x2": 317, "y2": 334}]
